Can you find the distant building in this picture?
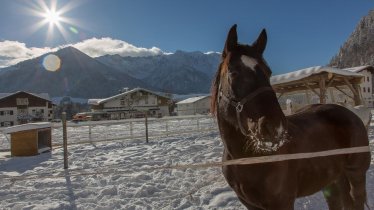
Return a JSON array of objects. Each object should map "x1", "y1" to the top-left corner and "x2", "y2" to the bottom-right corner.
[
  {"x1": 343, "y1": 65, "x2": 374, "y2": 107},
  {"x1": 88, "y1": 88, "x2": 171, "y2": 120},
  {"x1": 0, "y1": 91, "x2": 54, "y2": 127},
  {"x1": 176, "y1": 95, "x2": 211, "y2": 116}
]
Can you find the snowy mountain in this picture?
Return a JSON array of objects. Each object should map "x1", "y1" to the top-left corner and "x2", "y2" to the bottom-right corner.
[
  {"x1": 329, "y1": 10, "x2": 374, "y2": 68},
  {"x1": 0, "y1": 47, "x2": 221, "y2": 97},
  {"x1": 96, "y1": 50, "x2": 221, "y2": 94},
  {"x1": 0, "y1": 47, "x2": 150, "y2": 98}
]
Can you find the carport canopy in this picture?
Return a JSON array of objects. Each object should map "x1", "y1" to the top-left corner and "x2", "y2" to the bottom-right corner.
[{"x1": 270, "y1": 66, "x2": 364, "y2": 105}]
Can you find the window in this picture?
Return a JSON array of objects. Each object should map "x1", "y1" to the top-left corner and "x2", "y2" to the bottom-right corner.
[
  {"x1": 145, "y1": 95, "x2": 149, "y2": 104},
  {"x1": 120, "y1": 99, "x2": 125, "y2": 106},
  {"x1": 368, "y1": 87, "x2": 371, "y2": 93},
  {"x1": 367, "y1": 76, "x2": 370, "y2": 82},
  {"x1": 16, "y1": 98, "x2": 29, "y2": 105},
  {"x1": 363, "y1": 87, "x2": 366, "y2": 92},
  {"x1": 0, "y1": 111, "x2": 3, "y2": 116},
  {"x1": 10, "y1": 110, "x2": 13, "y2": 115}
]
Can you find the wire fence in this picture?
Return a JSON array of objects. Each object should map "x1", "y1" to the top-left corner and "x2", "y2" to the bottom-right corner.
[{"x1": 0, "y1": 115, "x2": 217, "y2": 151}]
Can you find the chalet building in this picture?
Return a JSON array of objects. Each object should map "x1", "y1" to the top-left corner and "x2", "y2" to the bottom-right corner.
[
  {"x1": 0, "y1": 91, "x2": 54, "y2": 127},
  {"x1": 176, "y1": 95, "x2": 211, "y2": 116},
  {"x1": 343, "y1": 65, "x2": 374, "y2": 107},
  {"x1": 88, "y1": 88, "x2": 171, "y2": 120}
]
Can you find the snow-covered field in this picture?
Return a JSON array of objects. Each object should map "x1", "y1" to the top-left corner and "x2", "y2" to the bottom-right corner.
[{"x1": 0, "y1": 116, "x2": 373, "y2": 209}]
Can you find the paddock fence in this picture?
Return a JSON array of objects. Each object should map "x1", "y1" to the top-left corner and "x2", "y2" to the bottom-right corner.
[{"x1": 0, "y1": 115, "x2": 217, "y2": 151}]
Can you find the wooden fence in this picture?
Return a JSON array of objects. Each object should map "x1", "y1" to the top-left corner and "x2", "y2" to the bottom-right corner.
[{"x1": 0, "y1": 115, "x2": 217, "y2": 151}]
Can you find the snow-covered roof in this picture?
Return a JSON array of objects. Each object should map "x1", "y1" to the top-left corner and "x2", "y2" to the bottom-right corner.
[
  {"x1": 270, "y1": 66, "x2": 363, "y2": 85},
  {"x1": 3, "y1": 122, "x2": 51, "y2": 134},
  {"x1": 0, "y1": 91, "x2": 51, "y2": 101},
  {"x1": 342, "y1": 65, "x2": 374, "y2": 73},
  {"x1": 176, "y1": 95, "x2": 210, "y2": 104},
  {"x1": 88, "y1": 88, "x2": 170, "y2": 105},
  {"x1": 0, "y1": 93, "x2": 11, "y2": 99}
]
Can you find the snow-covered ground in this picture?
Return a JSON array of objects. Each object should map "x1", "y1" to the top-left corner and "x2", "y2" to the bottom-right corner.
[{"x1": 0, "y1": 116, "x2": 373, "y2": 209}]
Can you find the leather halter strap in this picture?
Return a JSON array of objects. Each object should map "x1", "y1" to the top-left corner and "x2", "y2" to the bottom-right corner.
[{"x1": 219, "y1": 86, "x2": 274, "y2": 136}]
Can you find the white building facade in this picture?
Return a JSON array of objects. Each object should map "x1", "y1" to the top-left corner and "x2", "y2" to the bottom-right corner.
[
  {"x1": 88, "y1": 88, "x2": 171, "y2": 120},
  {"x1": 343, "y1": 66, "x2": 374, "y2": 107},
  {"x1": 176, "y1": 96, "x2": 211, "y2": 116},
  {"x1": 0, "y1": 91, "x2": 54, "y2": 127}
]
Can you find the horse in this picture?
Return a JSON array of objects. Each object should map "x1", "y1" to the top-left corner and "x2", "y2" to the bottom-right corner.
[{"x1": 211, "y1": 24, "x2": 371, "y2": 210}]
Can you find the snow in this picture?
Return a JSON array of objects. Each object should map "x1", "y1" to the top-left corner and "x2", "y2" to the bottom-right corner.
[
  {"x1": 176, "y1": 95, "x2": 210, "y2": 104},
  {"x1": 343, "y1": 65, "x2": 373, "y2": 73},
  {"x1": 270, "y1": 66, "x2": 364, "y2": 85},
  {"x1": 0, "y1": 117, "x2": 373, "y2": 209},
  {"x1": 3, "y1": 122, "x2": 51, "y2": 134}
]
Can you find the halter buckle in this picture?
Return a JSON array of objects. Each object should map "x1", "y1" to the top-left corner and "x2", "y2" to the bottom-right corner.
[{"x1": 236, "y1": 103, "x2": 243, "y2": 112}]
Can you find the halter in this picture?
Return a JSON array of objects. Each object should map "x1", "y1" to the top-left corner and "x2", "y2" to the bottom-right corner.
[{"x1": 219, "y1": 86, "x2": 274, "y2": 137}]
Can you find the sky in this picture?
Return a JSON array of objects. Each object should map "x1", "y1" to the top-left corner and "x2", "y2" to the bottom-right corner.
[{"x1": 0, "y1": 0, "x2": 373, "y2": 74}]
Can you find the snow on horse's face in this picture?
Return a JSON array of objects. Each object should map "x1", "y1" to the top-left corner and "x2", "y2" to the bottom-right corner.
[{"x1": 212, "y1": 25, "x2": 287, "y2": 151}]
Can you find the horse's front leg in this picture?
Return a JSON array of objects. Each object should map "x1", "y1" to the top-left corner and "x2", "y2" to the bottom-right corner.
[
  {"x1": 265, "y1": 200, "x2": 294, "y2": 210},
  {"x1": 238, "y1": 197, "x2": 262, "y2": 210}
]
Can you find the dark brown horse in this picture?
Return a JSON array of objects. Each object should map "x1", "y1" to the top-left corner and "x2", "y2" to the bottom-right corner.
[{"x1": 211, "y1": 24, "x2": 371, "y2": 210}]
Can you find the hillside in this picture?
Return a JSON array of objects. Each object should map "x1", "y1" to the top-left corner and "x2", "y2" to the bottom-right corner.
[
  {"x1": 96, "y1": 51, "x2": 220, "y2": 94},
  {"x1": 0, "y1": 47, "x2": 149, "y2": 98},
  {"x1": 329, "y1": 10, "x2": 374, "y2": 68},
  {"x1": 0, "y1": 48, "x2": 221, "y2": 97}
]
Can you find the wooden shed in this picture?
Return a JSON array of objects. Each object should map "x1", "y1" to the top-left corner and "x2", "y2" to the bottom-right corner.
[
  {"x1": 271, "y1": 66, "x2": 364, "y2": 105},
  {"x1": 4, "y1": 122, "x2": 52, "y2": 156}
]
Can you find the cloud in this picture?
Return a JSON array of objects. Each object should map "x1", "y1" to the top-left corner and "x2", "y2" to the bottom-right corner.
[
  {"x1": 0, "y1": 38, "x2": 164, "y2": 68},
  {"x1": 71, "y1": 37, "x2": 164, "y2": 58},
  {"x1": 0, "y1": 41, "x2": 54, "y2": 68}
]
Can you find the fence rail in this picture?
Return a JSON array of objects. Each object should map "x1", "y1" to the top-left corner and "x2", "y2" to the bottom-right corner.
[{"x1": 0, "y1": 115, "x2": 217, "y2": 151}]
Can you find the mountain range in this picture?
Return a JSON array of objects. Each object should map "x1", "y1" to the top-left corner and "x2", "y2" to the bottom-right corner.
[
  {"x1": 0, "y1": 47, "x2": 221, "y2": 99},
  {"x1": 0, "y1": 47, "x2": 149, "y2": 98}
]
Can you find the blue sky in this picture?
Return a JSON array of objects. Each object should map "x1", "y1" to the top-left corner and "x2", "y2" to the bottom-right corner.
[{"x1": 0, "y1": 0, "x2": 373, "y2": 74}]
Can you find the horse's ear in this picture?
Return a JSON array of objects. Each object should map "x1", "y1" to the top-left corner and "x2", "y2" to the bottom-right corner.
[
  {"x1": 223, "y1": 24, "x2": 238, "y2": 58},
  {"x1": 252, "y1": 29, "x2": 267, "y2": 55}
]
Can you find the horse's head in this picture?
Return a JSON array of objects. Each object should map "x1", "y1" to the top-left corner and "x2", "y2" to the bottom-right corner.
[{"x1": 211, "y1": 24, "x2": 288, "y2": 154}]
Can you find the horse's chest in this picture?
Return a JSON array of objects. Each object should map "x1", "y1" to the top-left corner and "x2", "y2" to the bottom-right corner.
[{"x1": 222, "y1": 164, "x2": 292, "y2": 204}]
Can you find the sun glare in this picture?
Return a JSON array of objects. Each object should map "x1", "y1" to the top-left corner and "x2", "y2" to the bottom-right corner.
[
  {"x1": 25, "y1": 0, "x2": 82, "y2": 43},
  {"x1": 44, "y1": 10, "x2": 61, "y2": 25}
]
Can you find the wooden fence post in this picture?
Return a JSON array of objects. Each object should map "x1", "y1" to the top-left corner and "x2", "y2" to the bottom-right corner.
[
  {"x1": 62, "y1": 112, "x2": 68, "y2": 169},
  {"x1": 165, "y1": 120, "x2": 169, "y2": 136},
  {"x1": 145, "y1": 112, "x2": 149, "y2": 143},
  {"x1": 130, "y1": 122, "x2": 133, "y2": 137},
  {"x1": 88, "y1": 125, "x2": 92, "y2": 141}
]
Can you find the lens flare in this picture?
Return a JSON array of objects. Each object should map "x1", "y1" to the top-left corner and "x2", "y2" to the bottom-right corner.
[
  {"x1": 69, "y1": 26, "x2": 78, "y2": 34},
  {"x1": 43, "y1": 54, "x2": 61, "y2": 72}
]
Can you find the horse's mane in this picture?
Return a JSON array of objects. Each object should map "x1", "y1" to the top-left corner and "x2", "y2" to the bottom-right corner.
[{"x1": 210, "y1": 62, "x2": 223, "y2": 116}]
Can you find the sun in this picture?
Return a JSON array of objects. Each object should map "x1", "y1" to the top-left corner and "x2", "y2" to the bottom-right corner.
[
  {"x1": 25, "y1": 0, "x2": 82, "y2": 43},
  {"x1": 43, "y1": 9, "x2": 61, "y2": 25}
]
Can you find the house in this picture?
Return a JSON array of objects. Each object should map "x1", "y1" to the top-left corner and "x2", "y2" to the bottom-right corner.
[
  {"x1": 88, "y1": 88, "x2": 171, "y2": 120},
  {"x1": 176, "y1": 95, "x2": 211, "y2": 116},
  {"x1": 343, "y1": 65, "x2": 374, "y2": 107},
  {"x1": 0, "y1": 91, "x2": 54, "y2": 127}
]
